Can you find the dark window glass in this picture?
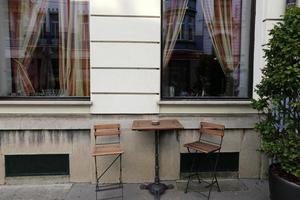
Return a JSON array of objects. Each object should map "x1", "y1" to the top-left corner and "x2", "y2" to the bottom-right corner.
[
  {"x1": 0, "y1": 0, "x2": 89, "y2": 97},
  {"x1": 162, "y1": 0, "x2": 253, "y2": 99}
]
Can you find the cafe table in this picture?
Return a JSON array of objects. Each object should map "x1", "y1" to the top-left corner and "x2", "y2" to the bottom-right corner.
[{"x1": 132, "y1": 119, "x2": 183, "y2": 199}]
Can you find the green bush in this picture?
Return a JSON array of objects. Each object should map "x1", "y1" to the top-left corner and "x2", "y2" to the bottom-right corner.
[{"x1": 252, "y1": 7, "x2": 300, "y2": 178}]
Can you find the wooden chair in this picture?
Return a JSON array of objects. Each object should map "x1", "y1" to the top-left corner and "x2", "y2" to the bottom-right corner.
[
  {"x1": 92, "y1": 124, "x2": 124, "y2": 200},
  {"x1": 184, "y1": 122, "x2": 225, "y2": 200}
]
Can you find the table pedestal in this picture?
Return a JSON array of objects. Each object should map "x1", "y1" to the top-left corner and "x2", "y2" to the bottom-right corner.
[
  {"x1": 140, "y1": 182, "x2": 173, "y2": 199},
  {"x1": 132, "y1": 120, "x2": 183, "y2": 200},
  {"x1": 140, "y1": 131, "x2": 174, "y2": 200}
]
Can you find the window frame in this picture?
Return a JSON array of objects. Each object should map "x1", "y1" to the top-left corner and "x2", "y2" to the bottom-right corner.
[{"x1": 160, "y1": 0, "x2": 256, "y2": 101}]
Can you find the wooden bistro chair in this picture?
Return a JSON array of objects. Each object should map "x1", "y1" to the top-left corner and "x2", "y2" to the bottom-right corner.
[
  {"x1": 184, "y1": 122, "x2": 225, "y2": 200},
  {"x1": 92, "y1": 124, "x2": 124, "y2": 200}
]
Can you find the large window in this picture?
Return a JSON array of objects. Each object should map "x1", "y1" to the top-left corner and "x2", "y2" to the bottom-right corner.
[
  {"x1": 162, "y1": 0, "x2": 253, "y2": 99},
  {"x1": 0, "y1": 0, "x2": 89, "y2": 98}
]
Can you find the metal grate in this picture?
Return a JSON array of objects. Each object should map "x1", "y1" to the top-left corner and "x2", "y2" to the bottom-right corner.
[
  {"x1": 180, "y1": 152, "x2": 239, "y2": 173},
  {"x1": 5, "y1": 154, "x2": 69, "y2": 177}
]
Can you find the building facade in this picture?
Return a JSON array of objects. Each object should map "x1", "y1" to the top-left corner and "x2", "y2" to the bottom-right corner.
[{"x1": 0, "y1": 0, "x2": 298, "y2": 184}]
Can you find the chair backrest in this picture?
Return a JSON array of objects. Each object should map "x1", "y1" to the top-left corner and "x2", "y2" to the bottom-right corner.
[
  {"x1": 199, "y1": 122, "x2": 225, "y2": 147},
  {"x1": 94, "y1": 124, "x2": 121, "y2": 145}
]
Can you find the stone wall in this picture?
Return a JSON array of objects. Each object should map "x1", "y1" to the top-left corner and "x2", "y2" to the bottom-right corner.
[{"x1": 0, "y1": 114, "x2": 268, "y2": 184}]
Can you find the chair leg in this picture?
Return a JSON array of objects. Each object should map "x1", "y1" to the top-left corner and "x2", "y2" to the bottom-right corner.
[
  {"x1": 185, "y1": 174, "x2": 191, "y2": 193},
  {"x1": 95, "y1": 156, "x2": 98, "y2": 200},
  {"x1": 120, "y1": 154, "x2": 123, "y2": 200},
  {"x1": 213, "y1": 153, "x2": 221, "y2": 192},
  {"x1": 206, "y1": 152, "x2": 221, "y2": 200},
  {"x1": 95, "y1": 154, "x2": 123, "y2": 200},
  {"x1": 185, "y1": 150, "x2": 198, "y2": 193}
]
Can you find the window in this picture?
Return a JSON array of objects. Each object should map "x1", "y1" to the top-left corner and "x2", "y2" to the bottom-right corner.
[
  {"x1": 0, "y1": 0, "x2": 89, "y2": 98},
  {"x1": 162, "y1": 0, "x2": 253, "y2": 99}
]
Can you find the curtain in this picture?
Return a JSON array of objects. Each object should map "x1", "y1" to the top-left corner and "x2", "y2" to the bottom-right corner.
[
  {"x1": 163, "y1": 0, "x2": 188, "y2": 68},
  {"x1": 59, "y1": 0, "x2": 90, "y2": 96},
  {"x1": 200, "y1": 0, "x2": 241, "y2": 74},
  {"x1": 9, "y1": 0, "x2": 47, "y2": 96}
]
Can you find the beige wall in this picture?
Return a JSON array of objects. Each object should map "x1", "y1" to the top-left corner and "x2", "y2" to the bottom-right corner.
[
  {"x1": 0, "y1": 114, "x2": 267, "y2": 184},
  {"x1": 0, "y1": 129, "x2": 91, "y2": 184}
]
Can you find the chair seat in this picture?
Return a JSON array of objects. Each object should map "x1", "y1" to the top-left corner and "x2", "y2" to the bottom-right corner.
[
  {"x1": 92, "y1": 144, "x2": 124, "y2": 156},
  {"x1": 184, "y1": 141, "x2": 220, "y2": 153}
]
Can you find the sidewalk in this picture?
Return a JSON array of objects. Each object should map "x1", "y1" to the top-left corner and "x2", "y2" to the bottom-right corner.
[{"x1": 0, "y1": 179, "x2": 269, "y2": 200}]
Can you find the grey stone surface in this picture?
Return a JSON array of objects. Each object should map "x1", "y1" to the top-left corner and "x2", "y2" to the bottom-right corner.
[
  {"x1": 0, "y1": 179, "x2": 269, "y2": 200},
  {"x1": 0, "y1": 184, "x2": 71, "y2": 200}
]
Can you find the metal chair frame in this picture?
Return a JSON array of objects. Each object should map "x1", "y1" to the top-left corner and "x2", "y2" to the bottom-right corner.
[
  {"x1": 184, "y1": 122, "x2": 225, "y2": 200},
  {"x1": 92, "y1": 124, "x2": 124, "y2": 200}
]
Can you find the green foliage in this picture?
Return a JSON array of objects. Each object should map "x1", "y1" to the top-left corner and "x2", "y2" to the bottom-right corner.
[{"x1": 252, "y1": 7, "x2": 300, "y2": 178}]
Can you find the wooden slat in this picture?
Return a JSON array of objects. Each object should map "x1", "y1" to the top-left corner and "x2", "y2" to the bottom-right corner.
[
  {"x1": 201, "y1": 128, "x2": 224, "y2": 137},
  {"x1": 200, "y1": 122, "x2": 225, "y2": 129},
  {"x1": 184, "y1": 141, "x2": 220, "y2": 153},
  {"x1": 94, "y1": 124, "x2": 120, "y2": 130},
  {"x1": 92, "y1": 144, "x2": 124, "y2": 156},
  {"x1": 94, "y1": 129, "x2": 120, "y2": 136}
]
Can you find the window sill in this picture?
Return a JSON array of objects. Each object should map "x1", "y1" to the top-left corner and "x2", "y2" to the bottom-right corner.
[
  {"x1": 158, "y1": 100, "x2": 256, "y2": 114},
  {"x1": 158, "y1": 100, "x2": 251, "y2": 105},
  {"x1": 0, "y1": 101, "x2": 92, "y2": 106}
]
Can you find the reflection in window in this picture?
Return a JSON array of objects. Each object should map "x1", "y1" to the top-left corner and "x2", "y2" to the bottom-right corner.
[
  {"x1": 162, "y1": 0, "x2": 252, "y2": 98},
  {"x1": 0, "y1": 0, "x2": 89, "y2": 97}
]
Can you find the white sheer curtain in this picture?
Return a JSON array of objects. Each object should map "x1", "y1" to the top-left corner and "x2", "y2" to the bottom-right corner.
[
  {"x1": 201, "y1": 0, "x2": 241, "y2": 95},
  {"x1": 200, "y1": 0, "x2": 240, "y2": 74},
  {"x1": 59, "y1": 0, "x2": 89, "y2": 96},
  {"x1": 163, "y1": 0, "x2": 188, "y2": 68},
  {"x1": 9, "y1": 0, "x2": 47, "y2": 95}
]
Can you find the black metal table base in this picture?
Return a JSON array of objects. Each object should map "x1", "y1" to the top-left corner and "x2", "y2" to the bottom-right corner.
[{"x1": 140, "y1": 183, "x2": 174, "y2": 199}]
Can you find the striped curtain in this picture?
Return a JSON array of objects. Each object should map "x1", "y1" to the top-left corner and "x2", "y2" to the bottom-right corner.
[
  {"x1": 58, "y1": 0, "x2": 90, "y2": 96},
  {"x1": 163, "y1": 0, "x2": 189, "y2": 68},
  {"x1": 201, "y1": 0, "x2": 241, "y2": 74},
  {"x1": 8, "y1": 0, "x2": 48, "y2": 96}
]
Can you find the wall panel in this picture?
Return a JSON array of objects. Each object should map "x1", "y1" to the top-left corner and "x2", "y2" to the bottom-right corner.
[
  {"x1": 91, "y1": 69, "x2": 160, "y2": 93},
  {"x1": 91, "y1": 94, "x2": 159, "y2": 113},
  {"x1": 90, "y1": 17, "x2": 160, "y2": 42},
  {"x1": 90, "y1": 0, "x2": 160, "y2": 16}
]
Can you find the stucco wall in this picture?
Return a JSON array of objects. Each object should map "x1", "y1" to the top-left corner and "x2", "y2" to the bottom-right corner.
[
  {"x1": 0, "y1": 129, "x2": 91, "y2": 184},
  {"x1": 0, "y1": 114, "x2": 268, "y2": 184},
  {"x1": 90, "y1": 0, "x2": 161, "y2": 114}
]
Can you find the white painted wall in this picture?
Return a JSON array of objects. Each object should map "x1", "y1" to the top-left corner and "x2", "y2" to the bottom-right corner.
[
  {"x1": 0, "y1": 1, "x2": 11, "y2": 96},
  {"x1": 90, "y1": 17, "x2": 160, "y2": 42},
  {"x1": 90, "y1": 0, "x2": 160, "y2": 16},
  {"x1": 90, "y1": 43, "x2": 160, "y2": 68},
  {"x1": 89, "y1": 0, "x2": 161, "y2": 114},
  {"x1": 89, "y1": 0, "x2": 288, "y2": 113},
  {"x1": 252, "y1": 0, "x2": 286, "y2": 99}
]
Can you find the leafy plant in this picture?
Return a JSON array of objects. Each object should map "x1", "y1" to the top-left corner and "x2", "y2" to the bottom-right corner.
[{"x1": 252, "y1": 7, "x2": 300, "y2": 179}]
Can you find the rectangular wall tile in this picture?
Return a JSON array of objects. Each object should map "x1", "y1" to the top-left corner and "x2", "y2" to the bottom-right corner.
[
  {"x1": 90, "y1": 0, "x2": 160, "y2": 16},
  {"x1": 90, "y1": 43, "x2": 160, "y2": 68},
  {"x1": 91, "y1": 94, "x2": 159, "y2": 114},
  {"x1": 91, "y1": 69, "x2": 160, "y2": 93},
  {"x1": 90, "y1": 17, "x2": 160, "y2": 42}
]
